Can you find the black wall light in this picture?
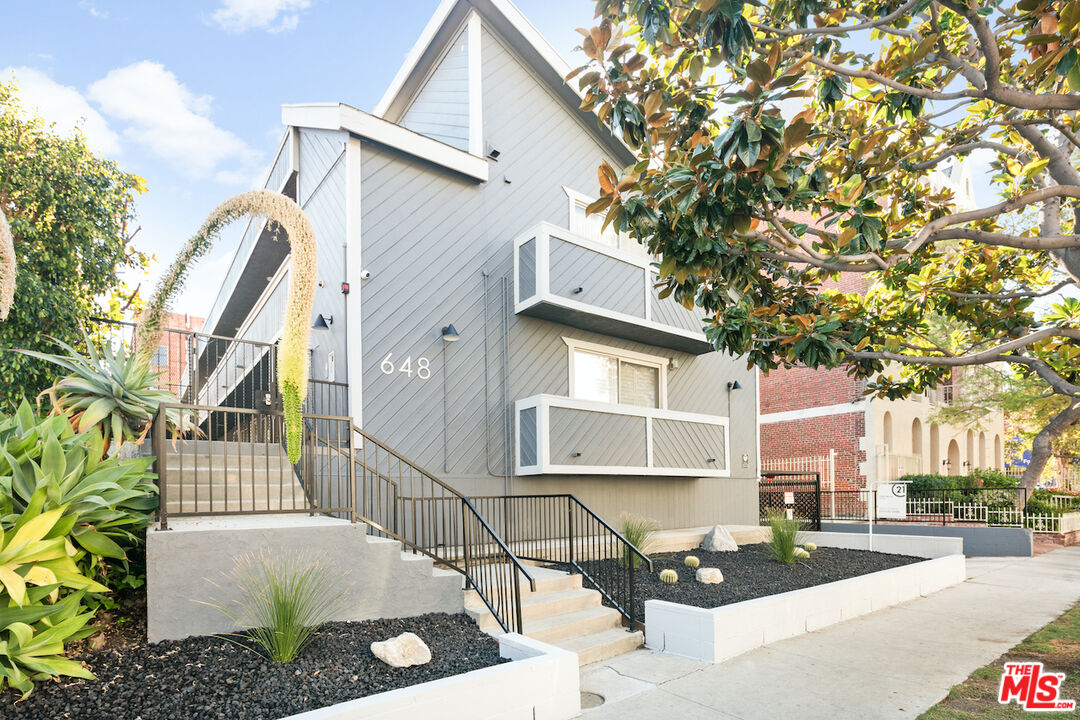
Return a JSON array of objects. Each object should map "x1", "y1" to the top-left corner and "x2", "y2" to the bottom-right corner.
[
  {"x1": 726, "y1": 380, "x2": 742, "y2": 391},
  {"x1": 441, "y1": 324, "x2": 460, "y2": 342},
  {"x1": 312, "y1": 314, "x2": 333, "y2": 328}
]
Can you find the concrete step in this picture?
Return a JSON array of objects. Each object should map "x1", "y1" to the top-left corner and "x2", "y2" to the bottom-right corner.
[
  {"x1": 164, "y1": 440, "x2": 289, "y2": 457},
  {"x1": 464, "y1": 565, "x2": 580, "y2": 605},
  {"x1": 164, "y1": 459, "x2": 295, "y2": 473},
  {"x1": 466, "y1": 587, "x2": 600, "y2": 631},
  {"x1": 553, "y1": 628, "x2": 643, "y2": 666},
  {"x1": 164, "y1": 484, "x2": 307, "y2": 503},
  {"x1": 163, "y1": 499, "x2": 310, "y2": 514},
  {"x1": 522, "y1": 605, "x2": 623, "y2": 644}
]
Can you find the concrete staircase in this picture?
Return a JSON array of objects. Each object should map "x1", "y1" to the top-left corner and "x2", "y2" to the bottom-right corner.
[
  {"x1": 160, "y1": 439, "x2": 309, "y2": 516},
  {"x1": 465, "y1": 565, "x2": 642, "y2": 666}
]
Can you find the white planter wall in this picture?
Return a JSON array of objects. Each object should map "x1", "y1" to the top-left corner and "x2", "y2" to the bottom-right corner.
[
  {"x1": 645, "y1": 554, "x2": 966, "y2": 664},
  {"x1": 280, "y1": 634, "x2": 580, "y2": 720}
]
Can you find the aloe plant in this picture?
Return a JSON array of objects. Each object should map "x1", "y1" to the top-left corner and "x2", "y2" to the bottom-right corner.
[{"x1": 16, "y1": 332, "x2": 193, "y2": 452}]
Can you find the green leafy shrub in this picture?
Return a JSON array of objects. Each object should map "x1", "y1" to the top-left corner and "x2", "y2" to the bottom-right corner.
[
  {"x1": 0, "y1": 490, "x2": 106, "y2": 697},
  {"x1": 618, "y1": 513, "x2": 656, "y2": 569},
  {"x1": 683, "y1": 555, "x2": 700, "y2": 568},
  {"x1": 207, "y1": 551, "x2": 348, "y2": 663},
  {"x1": 0, "y1": 401, "x2": 158, "y2": 596},
  {"x1": 765, "y1": 511, "x2": 804, "y2": 564},
  {"x1": 658, "y1": 569, "x2": 678, "y2": 584},
  {"x1": 17, "y1": 333, "x2": 193, "y2": 453},
  {"x1": 900, "y1": 471, "x2": 1020, "y2": 494}
]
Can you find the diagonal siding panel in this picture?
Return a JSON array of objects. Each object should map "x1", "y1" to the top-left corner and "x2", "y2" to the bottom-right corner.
[
  {"x1": 548, "y1": 239, "x2": 645, "y2": 317},
  {"x1": 548, "y1": 407, "x2": 647, "y2": 467},
  {"x1": 653, "y1": 418, "x2": 727, "y2": 471}
]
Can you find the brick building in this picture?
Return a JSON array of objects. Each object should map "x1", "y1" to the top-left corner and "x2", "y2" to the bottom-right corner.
[
  {"x1": 148, "y1": 312, "x2": 204, "y2": 394},
  {"x1": 759, "y1": 161, "x2": 1004, "y2": 490}
]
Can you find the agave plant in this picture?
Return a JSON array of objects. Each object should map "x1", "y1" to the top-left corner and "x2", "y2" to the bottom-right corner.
[{"x1": 17, "y1": 332, "x2": 193, "y2": 452}]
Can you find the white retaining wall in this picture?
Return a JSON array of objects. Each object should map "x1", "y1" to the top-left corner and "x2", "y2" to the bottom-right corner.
[
  {"x1": 280, "y1": 634, "x2": 580, "y2": 720},
  {"x1": 802, "y1": 530, "x2": 963, "y2": 558},
  {"x1": 645, "y1": 553, "x2": 966, "y2": 663}
]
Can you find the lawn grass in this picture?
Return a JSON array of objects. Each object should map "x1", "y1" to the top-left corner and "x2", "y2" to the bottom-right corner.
[{"x1": 919, "y1": 602, "x2": 1080, "y2": 719}]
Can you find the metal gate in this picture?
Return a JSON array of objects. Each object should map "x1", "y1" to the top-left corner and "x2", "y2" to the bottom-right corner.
[{"x1": 759, "y1": 471, "x2": 821, "y2": 530}]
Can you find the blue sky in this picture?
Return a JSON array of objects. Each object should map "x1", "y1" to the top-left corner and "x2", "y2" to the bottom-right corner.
[{"x1": 2, "y1": 0, "x2": 595, "y2": 317}]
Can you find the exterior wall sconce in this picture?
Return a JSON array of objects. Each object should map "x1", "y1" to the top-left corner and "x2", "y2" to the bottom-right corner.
[
  {"x1": 312, "y1": 314, "x2": 333, "y2": 328},
  {"x1": 441, "y1": 324, "x2": 460, "y2": 342},
  {"x1": 726, "y1": 380, "x2": 742, "y2": 391}
]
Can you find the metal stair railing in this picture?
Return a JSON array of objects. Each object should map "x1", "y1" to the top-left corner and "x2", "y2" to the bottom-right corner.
[{"x1": 468, "y1": 494, "x2": 653, "y2": 629}]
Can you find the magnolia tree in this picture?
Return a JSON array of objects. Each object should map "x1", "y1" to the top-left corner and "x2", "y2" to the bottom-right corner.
[
  {"x1": 574, "y1": 0, "x2": 1080, "y2": 492},
  {"x1": 136, "y1": 190, "x2": 317, "y2": 463}
]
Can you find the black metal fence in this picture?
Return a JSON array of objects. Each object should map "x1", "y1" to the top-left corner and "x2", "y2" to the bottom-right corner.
[
  {"x1": 759, "y1": 472, "x2": 821, "y2": 530},
  {"x1": 467, "y1": 494, "x2": 653, "y2": 628}
]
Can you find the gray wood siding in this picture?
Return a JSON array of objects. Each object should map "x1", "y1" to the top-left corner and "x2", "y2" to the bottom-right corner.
[
  {"x1": 653, "y1": 418, "x2": 726, "y2": 471},
  {"x1": 650, "y1": 283, "x2": 705, "y2": 334},
  {"x1": 356, "y1": 22, "x2": 759, "y2": 527},
  {"x1": 548, "y1": 407, "x2": 647, "y2": 467},
  {"x1": 518, "y1": 238, "x2": 536, "y2": 300},
  {"x1": 401, "y1": 26, "x2": 470, "y2": 151},
  {"x1": 299, "y1": 129, "x2": 346, "y2": 206},
  {"x1": 519, "y1": 406, "x2": 537, "y2": 466},
  {"x1": 548, "y1": 238, "x2": 645, "y2": 317}
]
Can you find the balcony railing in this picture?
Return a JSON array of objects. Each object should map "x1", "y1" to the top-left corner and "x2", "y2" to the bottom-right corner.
[
  {"x1": 513, "y1": 222, "x2": 712, "y2": 354},
  {"x1": 515, "y1": 394, "x2": 729, "y2": 477}
]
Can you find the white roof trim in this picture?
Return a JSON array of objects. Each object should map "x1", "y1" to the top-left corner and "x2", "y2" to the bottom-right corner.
[{"x1": 281, "y1": 103, "x2": 489, "y2": 182}]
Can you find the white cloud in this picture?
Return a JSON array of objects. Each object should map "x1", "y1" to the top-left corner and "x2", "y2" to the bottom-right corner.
[
  {"x1": 79, "y1": 1, "x2": 108, "y2": 19},
  {"x1": 2, "y1": 66, "x2": 121, "y2": 156},
  {"x1": 210, "y1": 0, "x2": 311, "y2": 33},
  {"x1": 87, "y1": 61, "x2": 260, "y2": 179}
]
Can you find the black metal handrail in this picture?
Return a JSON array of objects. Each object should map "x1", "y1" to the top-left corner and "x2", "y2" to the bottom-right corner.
[
  {"x1": 468, "y1": 494, "x2": 653, "y2": 628},
  {"x1": 152, "y1": 403, "x2": 356, "y2": 529}
]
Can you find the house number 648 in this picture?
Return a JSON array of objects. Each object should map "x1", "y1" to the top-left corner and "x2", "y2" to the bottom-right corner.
[{"x1": 380, "y1": 353, "x2": 431, "y2": 380}]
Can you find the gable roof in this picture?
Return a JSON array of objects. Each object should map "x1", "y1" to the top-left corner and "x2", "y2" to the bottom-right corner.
[{"x1": 374, "y1": 0, "x2": 635, "y2": 166}]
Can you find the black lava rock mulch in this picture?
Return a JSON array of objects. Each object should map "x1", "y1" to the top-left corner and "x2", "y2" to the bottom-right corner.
[
  {"x1": 627, "y1": 543, "x2": 922, "y2": 619},
  {"x1": 0, "y1": 612, "x2": 504, "y2": 720}
]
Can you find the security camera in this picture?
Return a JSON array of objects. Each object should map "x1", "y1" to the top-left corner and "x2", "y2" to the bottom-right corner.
[{"x1": 359, "y1": 269, "x2": 372, "y2": 280}]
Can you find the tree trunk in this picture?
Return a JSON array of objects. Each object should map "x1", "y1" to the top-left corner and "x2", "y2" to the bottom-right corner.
[{"x1": 1022, "y1": 401, "x2": 1080, "y2": 497}]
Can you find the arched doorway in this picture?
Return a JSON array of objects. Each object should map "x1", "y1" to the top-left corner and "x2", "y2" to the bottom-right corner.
[
  {"x1": 883, "y1": 411, "x2": 893, "y2": 448},
  {"x1": 978, "y1": 432, "x2": 986, "y2": 468},
  {"x1": 947, "y1": 439, "x2": 961, "y2": 475},
  {"x1": 965, "y1": 430, "x2": 975, "y2": 473},
  {"x1": 994, "y1": 434, "x2": 1002, "y2": 468},
  {"x1": 930, "y1": 423, "x2": 941, "y2": 473}
]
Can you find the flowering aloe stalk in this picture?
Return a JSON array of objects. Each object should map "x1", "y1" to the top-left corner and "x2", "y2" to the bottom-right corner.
[
  {"x1": 135, "y1": 190, "x2": 317, "y2": 463},
  {"x1": 0, "y1": 208, "x2": 15, "y2": 321}
]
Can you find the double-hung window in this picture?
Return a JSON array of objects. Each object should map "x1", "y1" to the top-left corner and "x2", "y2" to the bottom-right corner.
[{"x1": 569, "y1": 342, "x2": 664, "y2": 409}]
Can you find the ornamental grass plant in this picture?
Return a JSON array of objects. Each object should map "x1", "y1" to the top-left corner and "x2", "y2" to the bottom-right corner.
[
  {"x1": 207, "y1": 551, "x2": 349, "y2": 664},
  {"x1": 765, "y1": 511, "x2": 804, "y2": 564},
  {"x1": 618, "y1": 513, "x2": 656, "y2": 569}
]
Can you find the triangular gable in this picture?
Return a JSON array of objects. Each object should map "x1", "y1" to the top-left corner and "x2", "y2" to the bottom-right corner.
[
  {"x1": 375, "y1": 0, "x2": 634, "y2": 166},
  {"x1": 400, "y1": 25, "x2": 471, "y2": 152}
]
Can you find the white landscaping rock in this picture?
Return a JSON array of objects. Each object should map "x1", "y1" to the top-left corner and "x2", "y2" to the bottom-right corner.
[
  {"x1": 371, "y1": 632, "x2": 432, "y2": 668},
  {"x1": 696, "y1": 567, "x2": 724, "y2": 584},
  {"x1": 701, "y1": 525, "x2": 738, "y2": 552}
]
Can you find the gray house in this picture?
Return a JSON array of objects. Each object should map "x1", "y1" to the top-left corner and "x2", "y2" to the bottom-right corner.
[{"x1": 200, "y1": 0, "x2": 759, "y2": 530}]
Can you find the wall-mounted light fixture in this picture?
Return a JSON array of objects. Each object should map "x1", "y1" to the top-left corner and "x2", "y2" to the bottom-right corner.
[
  {"x1": 441, "y1": 324, "x2": 460, "y2": 342},
  {"x1": 312, "y1": 314, "x2": 333, "y2": 329},
  {"x1": 726, "y1": 380, "x2": 742, "y2": 391}
]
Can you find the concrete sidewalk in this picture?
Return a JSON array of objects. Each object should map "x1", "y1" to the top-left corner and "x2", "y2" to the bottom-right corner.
[{"x1": 579, "y1": 547, "x2": 1080, "y2": 719}]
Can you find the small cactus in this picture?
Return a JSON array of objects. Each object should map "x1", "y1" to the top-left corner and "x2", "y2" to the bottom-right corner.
[
  {"x1": 804, "y1": 542, "x2": 817, "y2": 552},
  {"x1": 683, "y1": 555, "x2": 700, "y2": 569},
  {"x1": 795, "y1": 548, "x2": 811, "y2": 559},
  {"x1": 659, "y1": 569, "x2": 679, "y2": 584}
]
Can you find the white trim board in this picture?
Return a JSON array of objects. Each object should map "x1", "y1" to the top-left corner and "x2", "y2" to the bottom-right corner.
[
  {"x1": 759, "y1": 402, "x2": 866, "y2": 424},
  {"x1": 281, "y1": 103, "x2": 488, "y2": 182}
]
